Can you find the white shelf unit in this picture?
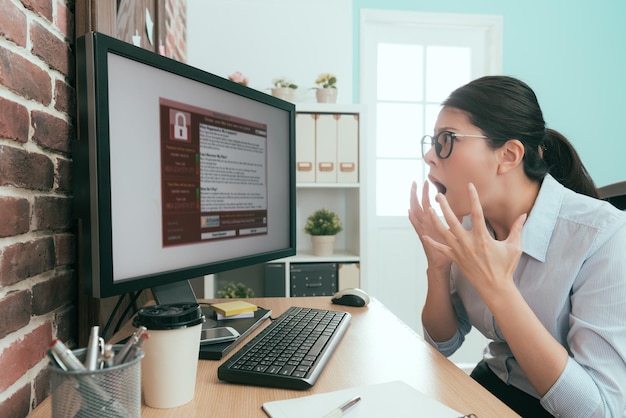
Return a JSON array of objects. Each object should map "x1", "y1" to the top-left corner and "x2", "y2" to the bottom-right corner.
[{"x1": 271, "y1": 103, "x2": 366, "y2": 297}]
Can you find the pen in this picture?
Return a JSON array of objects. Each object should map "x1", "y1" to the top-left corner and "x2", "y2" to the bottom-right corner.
[
  {"x1": 124, "y1": 330, "x2": 148, "y2": 363},
  {"x1": 85, "y1": 325, "x2": 102, "y2": 371},
  {"x1": 49, "y1": 339, "x2": 86, "y2": 372},
  {"x1": 46, "y1": 348, "x2": 68, "y2": 371},
  {"x1": 114, "y1": 326, "x2": 146, "y2": 365},
  {"x1": 323, "y1": 395, "x2": 361, "y2": 418},
  {"x1": 102, "y1": 344, "x2": 115, "y2": 368}
]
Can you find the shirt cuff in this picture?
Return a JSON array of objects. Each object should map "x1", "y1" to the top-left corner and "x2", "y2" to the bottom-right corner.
[
  {"x1": 540, "y1": 358, "x2": 601, "y2": 417},
  {"x1": 422, "y1": 326, "x2": 464, "y2": 357}
]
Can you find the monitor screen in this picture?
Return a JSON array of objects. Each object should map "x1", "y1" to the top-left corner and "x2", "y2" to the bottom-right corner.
[{"x1": 75, "y1": 32, "x2": 296, "y2": 298}]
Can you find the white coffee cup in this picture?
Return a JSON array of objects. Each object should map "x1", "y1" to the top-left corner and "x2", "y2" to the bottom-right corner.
[{"x1": 132, "y1": 303, "x2": 205, "y2": 408}]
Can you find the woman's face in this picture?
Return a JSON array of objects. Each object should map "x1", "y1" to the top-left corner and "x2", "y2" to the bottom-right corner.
[{"x1": 424, "y1": 106, "x2": 500, "y2": 217}]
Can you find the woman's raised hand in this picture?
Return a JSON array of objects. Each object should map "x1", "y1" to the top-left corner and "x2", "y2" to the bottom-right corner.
[
  {"x1": 409, "y1": 181, "x2": 453, "y2": 270},
  {"x1": 422, "y1": 183, "x2": 526, "y2": 297}
]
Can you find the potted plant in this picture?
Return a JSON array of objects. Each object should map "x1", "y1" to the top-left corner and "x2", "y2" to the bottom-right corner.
[
  {"x1": 313, "y1": 73, "x2": 338, "y2": 103},
  {"x1": 271, "y1": 77, "x2": 298, "y2": 101},
  {"x1": 217, "y1": 282, "x2": 255, "y2": 298},
  {"x1": 304, "y1": 208, "x2": 343, "y2": 256}
]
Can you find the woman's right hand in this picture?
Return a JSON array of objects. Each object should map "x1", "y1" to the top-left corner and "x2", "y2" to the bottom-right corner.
[
  {"x1": 409, "y1": 181, "x2": 453, "y2": 271},
  {"x1": 411, "y1": 181, "x2": 458, "y2": 342}
]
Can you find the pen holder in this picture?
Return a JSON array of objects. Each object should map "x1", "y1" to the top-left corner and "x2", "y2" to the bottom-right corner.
[{"x1": 48, "y1": 345, "x2": 143, "y2": 418}]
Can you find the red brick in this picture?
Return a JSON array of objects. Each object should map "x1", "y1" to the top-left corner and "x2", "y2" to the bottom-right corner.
[
  {"x1": 53, "y1": 233, "x2": 75, "y2": 266},
  {"x1": 0, "y1": 96, "x2": 30, "y2": 143},
  {"x1": 0, "y1": 196, "x2": 30, "y2": 237},
  {"x1": 20, "y1": 0, "x2": 53, "y2": 22},
  {"x1": 33, "y1": 196, "x2": 71, "y2": 230},
  {"x1": 33, "y1": 365, "x2": 51, "y2": 411},
  {"x1": 53, "y1": 78, "x2": 74, "y2": 116},
  {"x1": 0, "y1": 323, "x2": 51, "y2": 393},
  {"x1": 0, "y1": 383, "x2": 31, "y2": 418},
  {"x1": 0, "y1": 0, "x2": 27, "y2": 47},
  {"x1": 0, "y1": 145, "x2": 55, "y2": 190},
  {"x1": 0, "y1": 238, "x2": 55, "y2": 286},
  {"x1": 32, "y1": 270, "x2": 76, "y2": 315},
  {"x1": 30, "y1": 20, "x2": 71, "y2": 76},
  {"x1": 0, "y1": 290, "x2": 32, "y2": 339},
  {"x1": 0, "y1": 46, "x2": 52, "y2": 106},
  {"x1": 55, "y1": 157, "x2": 72, "y2": 192},
  {"x1": 54, "y1": 0, "x2": 74, "y2": 40},
  {"x1": 54, "y1": 304, "x2": 77, "y2": 343},
  {"x1": 31, "y1": 110, "x2": 71, "y2": 154}
]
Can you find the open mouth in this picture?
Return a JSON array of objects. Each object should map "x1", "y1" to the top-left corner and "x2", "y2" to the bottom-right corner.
[{"x1": 429, "y1": 176, "x2": 447, "y2": 194}]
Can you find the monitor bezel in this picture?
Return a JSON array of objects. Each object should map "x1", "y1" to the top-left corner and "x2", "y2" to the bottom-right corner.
[{"x1": 74, "y1": 31, "x2": 296, "y2": 298}]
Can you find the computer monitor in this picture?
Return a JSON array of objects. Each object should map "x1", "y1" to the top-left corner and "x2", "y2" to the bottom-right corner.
[{"x1": 74, "y1": 32, "x2": 296, "y2": 300}]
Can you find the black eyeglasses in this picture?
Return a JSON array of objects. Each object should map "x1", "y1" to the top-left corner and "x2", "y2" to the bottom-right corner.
[{"x1": 421, "y1": 131, "x2": 490, "y2": 159}]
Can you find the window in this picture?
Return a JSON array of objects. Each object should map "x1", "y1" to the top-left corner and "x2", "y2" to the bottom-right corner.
[{"x1": 361, "y1": 10, "x2": 503, "y2": 216}]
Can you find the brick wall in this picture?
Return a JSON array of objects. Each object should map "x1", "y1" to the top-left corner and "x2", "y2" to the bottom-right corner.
[
  {"x1": 0, "y1": 1, "x2": 187, "y2": 416},
  {"x1": 0, "y1": 0, "x2": 76, "y2": 417}
]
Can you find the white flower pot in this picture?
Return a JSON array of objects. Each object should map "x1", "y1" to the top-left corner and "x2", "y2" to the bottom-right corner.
[
  {"x1": 315, "y1": 88, "x2": 338, "y2": 103},
  {"x1": 310, "y1": 235, "x2": 336, "y2": 257},
  {"x1": 271, "y1": 87, "x2": 295, "y2": 102}
]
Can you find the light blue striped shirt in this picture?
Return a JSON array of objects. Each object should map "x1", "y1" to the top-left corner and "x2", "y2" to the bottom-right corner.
[{"x1": 424, "y1": 175, "x2": 626, "y2": 417}]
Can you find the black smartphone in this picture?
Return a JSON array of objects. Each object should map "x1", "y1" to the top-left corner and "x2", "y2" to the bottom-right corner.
[{"x1": 200, "y1": 326, "x2": 240, "y2": 345}]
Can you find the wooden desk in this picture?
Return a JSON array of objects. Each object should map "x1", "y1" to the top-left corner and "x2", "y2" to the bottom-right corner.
[{"x1": 29, "y1": 297, "x2": 519, "y2": 417}]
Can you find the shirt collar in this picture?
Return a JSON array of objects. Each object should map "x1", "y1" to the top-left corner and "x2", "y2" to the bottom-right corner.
[{"x1": 522, "y1": 174, "x2": 564, "y2": 262}]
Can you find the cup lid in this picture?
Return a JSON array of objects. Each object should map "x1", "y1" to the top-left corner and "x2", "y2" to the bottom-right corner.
[{"x1": 133, "y1": 303, "x2": 205, "y2": 330}]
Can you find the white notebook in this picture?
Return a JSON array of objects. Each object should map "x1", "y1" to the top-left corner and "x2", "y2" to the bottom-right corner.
[{"x1": 262, "y1": 380, "x2": 468, "y2": 418}]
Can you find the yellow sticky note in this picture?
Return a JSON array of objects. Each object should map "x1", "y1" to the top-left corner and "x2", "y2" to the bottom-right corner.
[{"x1": 209, "y1": 301, "x2": 258, "y2": 317}]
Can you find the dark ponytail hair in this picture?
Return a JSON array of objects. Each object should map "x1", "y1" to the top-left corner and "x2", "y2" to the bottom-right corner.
[
  {"x1": 542, "y1": 129, "x2": 598, "y2": 197},
  {"x1": 443, "y1": 76, "x2": 598, "y2": 198}
]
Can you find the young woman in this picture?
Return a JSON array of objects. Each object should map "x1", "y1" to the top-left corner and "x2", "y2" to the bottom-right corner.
[{"x1": 409, "y1": 76, "x2": 626, "y2": 417}]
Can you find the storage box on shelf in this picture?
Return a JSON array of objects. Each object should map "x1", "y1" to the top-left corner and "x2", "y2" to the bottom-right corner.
[{"x1": 268, "y1": 103, "x2": 366, "y2": 297}]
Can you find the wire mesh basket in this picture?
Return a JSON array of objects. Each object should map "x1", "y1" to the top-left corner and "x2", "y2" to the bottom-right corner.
[{"x1": 48, "y1": 345, "x2": 143, "y2": 418}]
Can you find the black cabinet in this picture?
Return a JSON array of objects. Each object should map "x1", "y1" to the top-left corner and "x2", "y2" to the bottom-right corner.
[{"x1": 290, "y1": 263, "x2": 338, "y2": 297}]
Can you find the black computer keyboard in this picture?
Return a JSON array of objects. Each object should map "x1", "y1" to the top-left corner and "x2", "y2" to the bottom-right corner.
[{"x1": 217, "y1": 306, "x2": 351, "y2": 390}]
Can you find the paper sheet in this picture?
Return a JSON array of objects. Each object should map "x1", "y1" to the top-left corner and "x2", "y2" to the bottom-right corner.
[{"x1": 262, "y1": 380, "x2": 466, "y2": 418}]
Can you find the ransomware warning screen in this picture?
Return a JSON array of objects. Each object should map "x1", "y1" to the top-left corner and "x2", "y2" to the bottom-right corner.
[{"x1": 159, "y1": 98, "x2": 268, "y2": 247}]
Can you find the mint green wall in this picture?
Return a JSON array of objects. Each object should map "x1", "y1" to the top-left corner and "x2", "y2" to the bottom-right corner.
[{"x1": 352, "y1": 0, "x2": 626, "y2": 186}]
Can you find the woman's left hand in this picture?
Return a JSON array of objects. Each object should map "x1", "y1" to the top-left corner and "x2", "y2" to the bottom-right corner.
[{"x1": 422, "y1": 183, "x2": 527, "y2": 297}]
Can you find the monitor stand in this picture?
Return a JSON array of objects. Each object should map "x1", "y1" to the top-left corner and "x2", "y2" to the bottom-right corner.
[
  {"x1": 151, "y1": 280, "x2": 218, "y2": 329},
  {"x1": 151, "y1": 279, "x2": 198, "y2": 305}
]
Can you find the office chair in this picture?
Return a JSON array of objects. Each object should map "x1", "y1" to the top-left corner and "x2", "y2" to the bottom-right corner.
[{"x1": 598, "y1": 181, "x2": 626, "y2": 210}]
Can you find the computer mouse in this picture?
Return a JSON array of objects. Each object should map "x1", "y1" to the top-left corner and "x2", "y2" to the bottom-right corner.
[{"x1": 331, "y1": 288, "x2": 370, "y2": 307}]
